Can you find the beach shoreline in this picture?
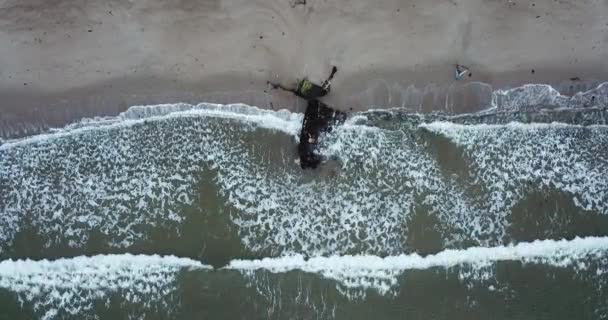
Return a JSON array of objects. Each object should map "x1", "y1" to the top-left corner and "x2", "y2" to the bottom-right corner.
[
  {"x1": 1, "y1": 0, "x2": 607, "y2": 137},
  {"x1": 2, "y1": 68, "x2": 605, "y2": 139}
]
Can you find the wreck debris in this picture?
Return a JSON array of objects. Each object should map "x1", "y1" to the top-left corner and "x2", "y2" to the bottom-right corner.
[
  {"x1": 269, "y1": 66, "x2": 345, "y2": 169},
  {"x1": 298, "y1": 100, "x2": 346, "y2": 169}
]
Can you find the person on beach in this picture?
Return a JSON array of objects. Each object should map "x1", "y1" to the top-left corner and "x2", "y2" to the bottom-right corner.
[{"x1": 454, "y1": 64, "x2": 469, "y2": 80}]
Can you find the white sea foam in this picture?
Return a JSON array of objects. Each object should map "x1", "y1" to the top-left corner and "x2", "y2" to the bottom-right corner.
[
  {"x1": 0, "y1": 102, "x2": 451, "y2": 256},
  {"x1": 317, "y1": 121, "x2": 490, "y2": 248},
  {"x1": 2, "y1": 102, "x2": 608, "y2": 260},
  {"x1": 227, "y1": 121, "x2": 460, "y2": 255},
  {"x1": 491, "y1": 84, "x2": 569, "y2": 109},
  {"x1": 491, "y1": 82, "x2": 608, "y2": 110},
  {"x1": 0, "y1": 103, "x2": 304, "y2": 253},
  {"x1": 1, "y1": 103, "x2": 303, "y2": 150},
  {"x1": 1, "y1": 103, "x2": 608, "y2": 314},
  {"x1": 420, "y1": 120, "x2": 608, "y2": 242},
  {"x1": 0, "y1": 254, "x2": 209, "y2": 320},
  {"x1": 229, "y1": 236, "x2": 608, "y2": 296},
  {"x1": 421, "y1": 121, "x2": 608, "y2": 130}
]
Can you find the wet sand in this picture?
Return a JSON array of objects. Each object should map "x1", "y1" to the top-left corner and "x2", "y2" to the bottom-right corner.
[{"x1": 1, "y1": 0, "x2": 607, "y2": 137}]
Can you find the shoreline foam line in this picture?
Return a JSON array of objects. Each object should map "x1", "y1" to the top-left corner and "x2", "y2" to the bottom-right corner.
[
  {"x1": 227, "y1": 236, "x2": 608, "y2": 273},
  {"x1": 0, "y1": 103, "x2": 303, "y2": 150},
  {"x1": 490, "y1": 82, "x2": 608, "y2": 110},
  {"x1": 419, "y1": 120, "x2": 608, "y2": 132}
]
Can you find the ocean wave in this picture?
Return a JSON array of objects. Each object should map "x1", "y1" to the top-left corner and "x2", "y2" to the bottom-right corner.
[
  {"x1": 421, "y1": 120, "x2": 608, "y2": 130},
  {"x1": 1, "y1": 237, "x2": 604, "y2": 319},
  {"x1": 0, "y1": 254, "x2": 208, "y2": 320},
  {"x1": 416, "y1": 120, "x2": 608, "y2": 244},
  {"x1": 420, "y1": 120, "x2": 608, "y2": 212},
  {"x1": 228, "y1": 236, "x2": 608, "y2": 296},
  {"x1": 56, "y1": 102, "x2": 303, "y2": 136},
  {"x1": 491, "y1": 82, "x2": 608, "y2": 110},
  {"x1": 1, "y1": 103, "x2": 303, "y2": 150}
]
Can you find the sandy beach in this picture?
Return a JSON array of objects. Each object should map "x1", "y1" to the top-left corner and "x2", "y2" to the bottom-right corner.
[{"x1": 1, "y1": 0, "x2": 607, "y2": 137}]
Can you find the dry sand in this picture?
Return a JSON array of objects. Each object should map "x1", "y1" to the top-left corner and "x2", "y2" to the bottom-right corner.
[{"x1": 1, "y1": 0, "x2": 607, "y2": 137}]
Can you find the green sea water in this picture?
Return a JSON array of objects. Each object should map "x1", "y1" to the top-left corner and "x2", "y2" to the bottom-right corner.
[{"x1": 1, "y1": 100, "x2": 607, "y2": 319}]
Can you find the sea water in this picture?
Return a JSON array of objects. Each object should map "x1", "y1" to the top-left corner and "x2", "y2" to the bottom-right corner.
[{"x1": 1, "y1": 84, "x2": 608, "y2": 319}]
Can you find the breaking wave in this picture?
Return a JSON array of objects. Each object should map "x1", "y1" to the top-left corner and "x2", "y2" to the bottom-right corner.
[
  {"x1": 228, "y1": 236, "x2": 608, "y2": 296},
  {"x1": 418, "y1": 121, "x2": 608, "y2": 242},
  {"x1": 491, "y1": 82, "x2": 608, "y2": 110},
  {"x1": 1, "y1": 237, "x2": 605, "y2": 318},
  {"x1": 0, "y1": 254, "x2": 208, "y2": 320}
]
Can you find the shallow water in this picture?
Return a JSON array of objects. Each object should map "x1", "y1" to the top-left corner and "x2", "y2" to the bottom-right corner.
[{"x1": 1, "y1": 94, "x2": 608, "y2": 319}]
